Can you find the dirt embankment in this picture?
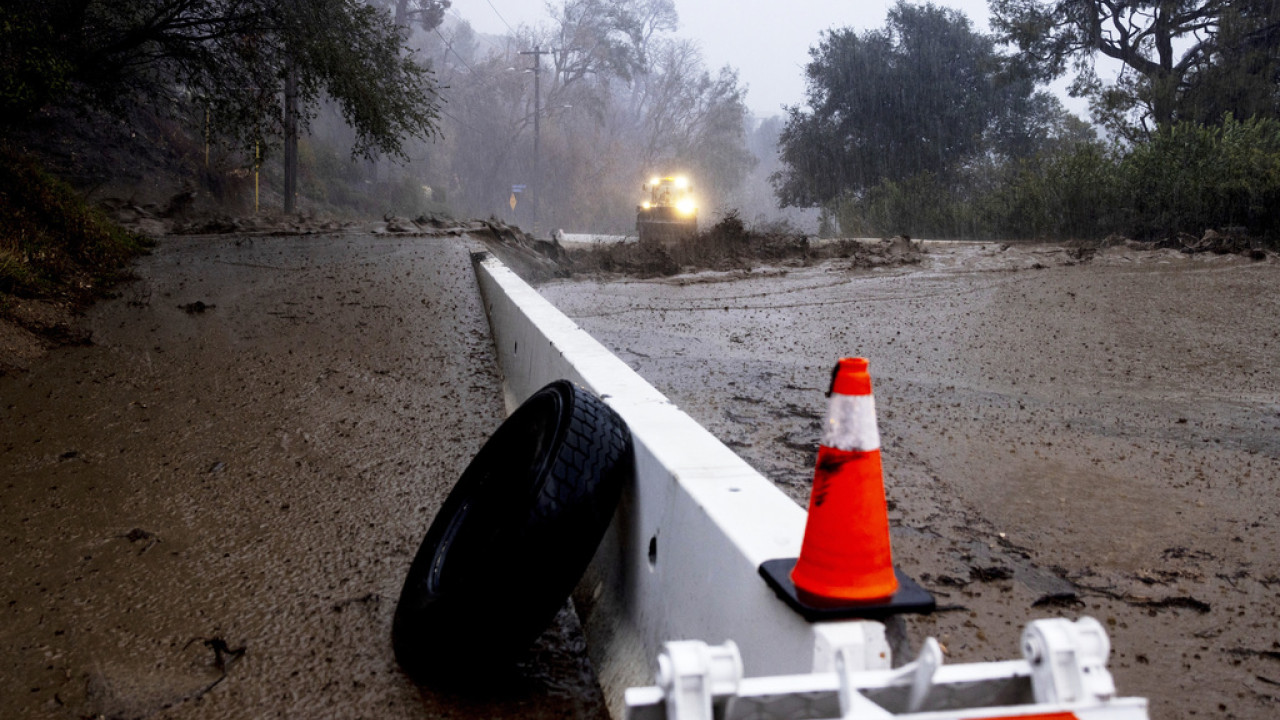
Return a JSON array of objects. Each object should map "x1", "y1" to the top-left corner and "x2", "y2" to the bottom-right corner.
[{"x1": 540, "y1": 242, "x2": 1280, "y2": 720}]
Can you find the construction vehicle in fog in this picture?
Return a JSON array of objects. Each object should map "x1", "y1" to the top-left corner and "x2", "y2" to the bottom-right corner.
[{"x1": 637, "y1": 175, "x2": 697, "y2": 246}]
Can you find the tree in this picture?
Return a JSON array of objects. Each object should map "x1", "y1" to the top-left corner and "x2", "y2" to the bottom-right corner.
[
  {"x1": 991, "y1": 0, "x2": 1280, "y2": 135},
  {"x1": 0, "y1": 0, "x2": 441, "y2": 159},
  {"x1": 0, "y1": 10, "x2": 72, "y2": 122},
  {"x1": 549, "y1": 0, "x2": 677, "y2": 89},
  {"x1": 772, "y1": 1, "x2": 1064, "y2": 207},
  {"x1": 383, "y1": 0, "x2": 451, "y2": 32},
  {"x1": 1179, "y1": 1, "x2": 1280, "y2": 124},
  {"x1": 418, "y1": 0, "x2": 753, "y2": 231},
  {"x1": 628, "y1": 39, "x2": 755, "y2": 202}
]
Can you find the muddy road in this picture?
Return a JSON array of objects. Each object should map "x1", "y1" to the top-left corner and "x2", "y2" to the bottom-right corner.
[
  {"x1": 3, "y1": 234, "x2": 1278, "y2": 719},
  {"x1": 0, "y1": 235, "x2": 607, "y2": 719},
  {"x1": 540, "y1": 244, "x2": 1280, "y2": 720}
]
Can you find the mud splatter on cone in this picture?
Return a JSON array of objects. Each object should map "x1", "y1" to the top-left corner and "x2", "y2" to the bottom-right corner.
[{"x1": 790, "y1": 357, "x2": 899, "y2": 602}]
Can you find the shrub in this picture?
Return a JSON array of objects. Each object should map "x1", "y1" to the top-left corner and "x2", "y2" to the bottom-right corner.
[
  {"x1": 1120, "y1": 115, "x2": 1280, "y2": 239},
  {"x1": 0, "y1": 148, "x2": 150, "y2": 299},
  {"x1": 824, "y1": 116, "x2": 1280, "y2": 244}
]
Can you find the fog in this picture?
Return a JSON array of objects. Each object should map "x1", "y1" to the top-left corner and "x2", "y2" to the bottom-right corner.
[
  {"x1": 262, "y1": 0, "x2": 1235, "y2": 243},
  {"x1": 467, "y1": 0, "x2": 997, "y2": 116},
  {"x1": 298, "y1": 2, "x2": 771, "y2": 235},
  {"x1": 290, "y1": 1, "x2": 990, "y2": 235}
]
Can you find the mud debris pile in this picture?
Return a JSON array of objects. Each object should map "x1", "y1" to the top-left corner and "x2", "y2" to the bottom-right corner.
[
  {"x1": 1081, "y1": 228, "x2": 1273, "y2": 260},
  {"x1": 816, "y1": 234, "x2": 926, "y2": 269},
  {"x1": 102, "y1": 199, "x2": 497, "y2": 239},
  {"x1": 566, "y1": 215, "x2": 925, "y2": 278}
]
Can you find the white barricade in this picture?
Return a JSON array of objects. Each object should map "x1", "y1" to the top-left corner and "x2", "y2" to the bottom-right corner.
[
  {"x1": 471, "y1": 253, "x2": 1148, "y2": 720},
  {"x1": 472, "y1": 253, "x2": 894, "y2": 718}
]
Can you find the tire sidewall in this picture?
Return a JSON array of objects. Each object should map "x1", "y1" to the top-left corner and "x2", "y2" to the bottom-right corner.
[{"x1": 392, "y1": 380, "x2": 631, "y2": 677}]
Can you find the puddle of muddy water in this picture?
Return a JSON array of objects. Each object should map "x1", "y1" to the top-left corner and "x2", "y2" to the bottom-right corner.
[{"x1": 540, "y1": 244, "x2": 1280, "y2": 720}]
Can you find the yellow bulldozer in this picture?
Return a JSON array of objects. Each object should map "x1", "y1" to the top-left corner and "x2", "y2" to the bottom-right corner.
[{"x1": 636, "y1": 175, "x2": 697, "y2": 246}]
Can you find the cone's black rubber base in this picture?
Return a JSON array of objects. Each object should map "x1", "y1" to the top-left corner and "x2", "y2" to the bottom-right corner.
[{"x1": 759, "y1": 558, "x2": 936, "y2": 622}]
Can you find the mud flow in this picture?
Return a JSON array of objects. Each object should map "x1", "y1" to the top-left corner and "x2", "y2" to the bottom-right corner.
[
  {"x1": 0, "y1": 234, "x2": 608, "y2": 719},
  {"x1": 541, "y1": 243, "x2": 1280, "y2": 720}
]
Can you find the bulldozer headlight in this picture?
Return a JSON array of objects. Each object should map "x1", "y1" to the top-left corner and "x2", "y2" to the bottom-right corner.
[
  {"x1": 676, "y1": 198, "x2": 696, "y2": 215},
  {"x1": 674, "y1": 176, "x2": 690, "y2": 189},
  {"x1": 641, "y1": 201, "x2": 652, "y2": 210}
]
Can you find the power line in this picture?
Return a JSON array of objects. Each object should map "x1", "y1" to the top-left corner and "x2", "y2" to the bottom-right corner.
[
  {"x1": 434, "y1": 27, "x2": 478, "y2": 74},
  {"x1": 436, "y1": 104, "x2": 463, "y2": 126},
  {"x1": 482, "y1": 0, "x2": 515, "y2": 35}
]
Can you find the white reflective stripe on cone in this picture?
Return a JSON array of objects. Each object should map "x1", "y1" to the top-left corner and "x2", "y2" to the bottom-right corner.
[{"x1": 821, "y1": 393, "x2": 880, "y2": 452}]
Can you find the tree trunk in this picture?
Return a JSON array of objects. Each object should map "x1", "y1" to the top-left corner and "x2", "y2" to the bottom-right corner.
[
  {"x1": 1151, "y1": 1, "x2": 1179, "y2": 128},
  {"x1": 284, "y1": 57, "x2": 298, "y2": 214}
]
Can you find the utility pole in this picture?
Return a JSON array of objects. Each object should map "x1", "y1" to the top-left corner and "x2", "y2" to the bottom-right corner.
[{"x1": 519, "y1": 45, "x2": 553, "y2": 235}]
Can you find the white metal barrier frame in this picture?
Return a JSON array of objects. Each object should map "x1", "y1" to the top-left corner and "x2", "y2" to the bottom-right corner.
[
  {"x1": 471, "y1": 253, "x2": 1148, "y2": 720},
  {"x1": 626, "y1": 618, "x2": 1147, "y2": 720}
]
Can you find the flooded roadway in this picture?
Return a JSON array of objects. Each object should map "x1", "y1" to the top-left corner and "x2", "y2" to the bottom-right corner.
[
  {"x1": 0, "y1": 235, "x2": 607, "y2": 719},
  {"x1": 540, "y1": 243, "x2": 1280, "y2": 720},
  {"x1": 4, "y1": 235, "x2": 1279, "y2": 720}
]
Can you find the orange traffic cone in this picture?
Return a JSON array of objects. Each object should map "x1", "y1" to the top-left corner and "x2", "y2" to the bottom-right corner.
[{"x1": 790, "y1": 357, "x2": 899, "y2": 603}]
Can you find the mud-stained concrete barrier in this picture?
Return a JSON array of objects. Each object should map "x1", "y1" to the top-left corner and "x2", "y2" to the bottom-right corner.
[{"x1": 472, "y1": 252, "x2": 897, "y2": 718}]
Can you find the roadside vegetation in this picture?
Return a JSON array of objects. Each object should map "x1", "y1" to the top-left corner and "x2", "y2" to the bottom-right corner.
[
  {"x1": 0, "y1": 0, "x2": 451, "y2": 306},
  {"x1": 775, "y1": 1, "x2": 1280, "y2": 244},
  {"x1": 828, "y1": 115, "x2": 1280, "y2": 243},
  {"x1": 0, "y1": 149, "x2": 151, "y2": 304},
  {"x1": 0, "y1": 0, "x2": 452, "y2": 364}
]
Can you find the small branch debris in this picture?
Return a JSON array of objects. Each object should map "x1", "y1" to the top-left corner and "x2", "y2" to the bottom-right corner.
[
  {"x1": 1033, "y1": 592, "x2": 1086, "y2": 609},
  {"x1": 116, "y1": 527, "x2": 159, "y2": 553},
  {"x1": 179, "y1": 301, "x2": 215, "y2": 314}
]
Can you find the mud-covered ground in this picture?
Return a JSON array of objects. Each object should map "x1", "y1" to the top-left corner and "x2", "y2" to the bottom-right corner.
[
  {"x1": 4, "y1": 232, "x2": 1278, "y2": 719},
  {"x1": 540, "y1": 243, "x2": 1280, "y2": 720},
  {"x1": 0, "y1": 234, "x2": 607, "y2": 719}
]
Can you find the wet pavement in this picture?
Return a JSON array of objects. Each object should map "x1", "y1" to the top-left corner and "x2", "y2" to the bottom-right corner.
[
  {"x1": 540, "y1": 243, "x2": 1280, "y2": 720},
  {"x1": 0, "y1": 234, "x2": 607, "y2": 719}
]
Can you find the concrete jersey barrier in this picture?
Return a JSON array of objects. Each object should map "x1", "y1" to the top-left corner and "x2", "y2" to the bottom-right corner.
[{"x1": 471, "y1": 252, "x2": 895, "y2": 718}]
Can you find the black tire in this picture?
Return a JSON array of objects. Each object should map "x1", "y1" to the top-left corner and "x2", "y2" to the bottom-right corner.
[{"x1": 392, "y1": 380, "x2": 634, "y2": 681}]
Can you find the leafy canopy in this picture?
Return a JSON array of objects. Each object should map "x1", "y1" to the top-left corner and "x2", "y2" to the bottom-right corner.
[
  {"x1": 0, "y1": 0, "x2": 443, "y2": 159},
  {"x1": 772, "y1": 1, "x2": 1072, "y2": 207},
  {"x1": 990, "y1": 0, "x2": 1280, "y2": 137}
]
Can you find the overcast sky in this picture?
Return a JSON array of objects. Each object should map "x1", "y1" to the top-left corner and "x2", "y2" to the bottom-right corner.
[{"x1": 450, "y1": 0, "x2": 1030, "y2": 118}]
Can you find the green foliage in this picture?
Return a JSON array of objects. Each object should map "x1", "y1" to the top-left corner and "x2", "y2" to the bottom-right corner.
[
  {"x1": 1121, "y1": 115, "x2": 1280, "y2": 238},
  {"x1": 0, "y1": 13, "x2": 71, "y2": 121},
  {"x1": 960, "y1": 141, "x2": 1121, "y2": 241},
  {"x1": 0, "y1": 0, "x2": 441, "y2": 160},
  {"x1": 773, "y1": 1, "x2": 1077, "y2": 207},
  {"x1": 991, "y1": 0, "x2": 1280, "y2": 134},
  {"x1": 1180, "y1": 2, "x2": 1280, "y2": 125},
  {"x1": 828, "y1": 115, "x2": 1280, "y2": 243},
  {"x1": 0, "y1": 149, "x2": 151, "y2": 298},
  {"x1": 833, "y1": 174, "x2": 961, "y2": 239}
]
